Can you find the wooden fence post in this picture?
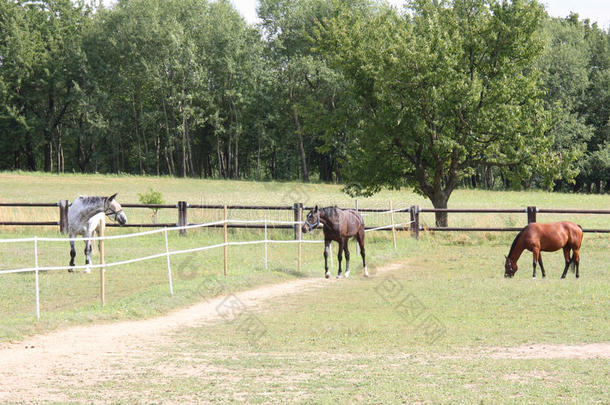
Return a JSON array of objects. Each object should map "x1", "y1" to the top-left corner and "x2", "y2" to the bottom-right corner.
[
  {"x1": 410, "y1": 205, "x2": 420, "y2": 239},
  {"x1": 527, "y1": 206, "x2": 537, "y2": 224},
  {"x1": 178, "y1": 201, "x2": 188, "y2": 236},
  {"x1": 59, "y1": 200, "x2": 69, "y2": 234},
  {"x1": 293, "y1": 202, "x2": 303, "y2": 240},
  {"x1": 223, "y1": 205, "x2": 228, "y2": 278},
  {"x1": 390, "y1": 200, "x2": 397, "y2": 249}
]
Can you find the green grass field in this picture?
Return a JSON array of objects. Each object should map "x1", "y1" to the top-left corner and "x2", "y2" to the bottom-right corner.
[
  {"x1": 0, "y1": 172, "x2": 608, "y2": 403},
  {"x1": 45, "y1": 234, "x2": 610, "y2": 403}
]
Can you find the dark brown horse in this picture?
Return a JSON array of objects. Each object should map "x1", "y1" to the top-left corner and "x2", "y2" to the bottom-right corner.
[
  {"x1": 504, "y1": 221, "x2": 583, "y2": 279},
  {"x1": 302, "y1": 205, "x2": 367, "y2": 279}
]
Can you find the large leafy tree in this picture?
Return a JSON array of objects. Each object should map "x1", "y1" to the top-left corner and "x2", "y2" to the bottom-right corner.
[
  {"x1": 536, "y1": 16, "x2": 594, "y2": 191},
  {"x1": 0, "y1": 0, "x2": 90, "y2": 172},
  {"x1": 320, "y1": 0, "x2": 560, "y2": 225},
  {"x1": 259, "y1": 0, "x2": 360, "y2": 182},
  {"x1": 579, "y1": 18, "x2": 610, "y2": 193}
]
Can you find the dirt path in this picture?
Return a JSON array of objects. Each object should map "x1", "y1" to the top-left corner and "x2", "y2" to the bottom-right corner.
[
  {"x1": 487, "y1": 342, "x2": 610, "y2": 359},
  {"x1": 0, "y1": 259, "x2": 607, "y2": 402},
  {"x1": 0, "y1": 263, "x2": 400, "y2": 403},
  {"x1": 0, "y1": 275, "x2": 329, "y2": 402}
]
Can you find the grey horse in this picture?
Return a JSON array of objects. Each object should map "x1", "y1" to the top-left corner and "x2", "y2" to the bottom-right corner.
[{"x1": 68, "y1": 193, "x2": 127, "y2": 272}]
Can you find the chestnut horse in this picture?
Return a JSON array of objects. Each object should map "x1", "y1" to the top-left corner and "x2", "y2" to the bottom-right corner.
[
  {"x1": 301, "y1": 205, "x2": 368, "y2": 279},
  {"x1": 504, "y1": 221, "x2": 583, "y2": 279}
]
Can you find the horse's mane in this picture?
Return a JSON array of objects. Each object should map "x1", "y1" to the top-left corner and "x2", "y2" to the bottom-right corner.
[
  {"x1": 508, "y1": 227, "x2": 526, "y2": 257},
  {"x1": 76, "y1": 195, "x2": 106, "y2": 206}
]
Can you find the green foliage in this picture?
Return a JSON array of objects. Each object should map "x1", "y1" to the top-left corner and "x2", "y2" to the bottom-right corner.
[
  {"x1": 137, "y1": 188, "x2": 164, "y2": 206},
  {"x1": 318, "y1": 0, "x2": 557, "y2": 225},
  {"x1": 0, "y1": 0, "x2": 607, "y2": 195},
  {"x1": 138, "y1": 187, "x2": 164, "y2": 222}
]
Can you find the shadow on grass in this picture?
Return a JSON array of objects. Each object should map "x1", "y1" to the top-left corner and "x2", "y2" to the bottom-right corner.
[{"x1": 272, "y1": 267, "x2": 311, "y2": 278}]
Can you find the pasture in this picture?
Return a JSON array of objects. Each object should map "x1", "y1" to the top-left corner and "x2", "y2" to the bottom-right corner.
[{"x1": 0, "y1": 172, "x2": 609, "y2": 403}]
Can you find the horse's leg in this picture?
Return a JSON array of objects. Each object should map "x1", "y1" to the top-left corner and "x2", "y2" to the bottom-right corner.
[
  {"x1": 560, "y1": 246, "x2": 571, "y2": 279},
  {"x1": 336, "y1": 241, "x2": 343, "y2": 278},
  {"x1": 538, "y1": 253, "x2": 546, "y2": 278},
  {"x1": 344, "y1": 240, "x2": 351, "y2": 278},
  {"x1": 84, "y1": 232, "x2": 92, "y2": 274},
  {"x1": 324, "y1": 240, "x2": 331, "y2": 279},
  {"x1": 573, "y1": 249, "x2": 580, "y2": 279},
  {"x1": 357, "y1": 229, "x2": 368, "y2": 277},
  {"x1": 532, "y1": 248, "x2": 539, "y2": 278},
  {"x1": 69, "y1": 233, "x2": 76, "y2": 272}
]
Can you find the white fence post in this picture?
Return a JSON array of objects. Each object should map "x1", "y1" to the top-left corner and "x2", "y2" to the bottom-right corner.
[
  {"x1": 390, "y1": 200, "x2": 397, "y2": 250},
  {"x1": 264, "y1": 217, "x2": 268, "y2": 270},
  {"x1": 164, "y1": 229, "x2": 174, "y2": 296},
  {"x1": 34, "y1": 236, "x2": 40, "y2": 320}
]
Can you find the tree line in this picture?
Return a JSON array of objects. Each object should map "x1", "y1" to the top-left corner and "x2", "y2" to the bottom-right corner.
[{"x1": 0, "y1": 0, "x2": 608, "y2": 201}]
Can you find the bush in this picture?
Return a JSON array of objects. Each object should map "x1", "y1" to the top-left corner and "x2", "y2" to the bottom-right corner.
[{"x1": 138, "y1": 189, "x2": 164, "y2": 223}]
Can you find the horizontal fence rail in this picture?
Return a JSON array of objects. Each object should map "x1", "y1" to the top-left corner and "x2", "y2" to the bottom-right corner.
[
  {"x1": 1, "y1": 199, "x2": 608, "y2": 321},
  {"x1": 0, "y1": 201, "x2": 609, "y2": 234},
  {"x1": 0, "y1": 215, "x2": 412, "y2": 320}
]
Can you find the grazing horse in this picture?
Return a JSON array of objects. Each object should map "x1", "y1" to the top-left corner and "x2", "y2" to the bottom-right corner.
[
  {"x1": 301, "y1": 205, "x2": 368, "y2": 279},
  {"x1": 68, "y1": 194, "x2": 127, "y2": 273},
  {"x1": 504, "y1": 221, "x2": 583, "y2": 279}
]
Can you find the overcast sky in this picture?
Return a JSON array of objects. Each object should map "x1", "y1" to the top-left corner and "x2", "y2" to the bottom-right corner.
[{"x1": 100, "y1": 0, "x2": 610, "y2": 29}]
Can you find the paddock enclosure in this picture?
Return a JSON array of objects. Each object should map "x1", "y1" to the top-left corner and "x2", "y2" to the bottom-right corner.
[{"x1": 0, "y1": 173, "x2": 608, "y2": 403}]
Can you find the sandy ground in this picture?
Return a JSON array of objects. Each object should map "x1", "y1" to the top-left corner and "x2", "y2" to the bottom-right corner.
[{"x1": 0, "y1": 260, "x2": 607, "y2": 402}]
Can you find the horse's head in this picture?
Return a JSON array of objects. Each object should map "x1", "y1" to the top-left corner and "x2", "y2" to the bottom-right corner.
[
  {"x1": 302, "y1": 205, "x2": 321, "y2": 234},
  {"x1": 504, "y1": 255, "x2": 517, "y2": 278},
  {"x1": 104, "y1": 193, "x2": 127, "y2": 225}
]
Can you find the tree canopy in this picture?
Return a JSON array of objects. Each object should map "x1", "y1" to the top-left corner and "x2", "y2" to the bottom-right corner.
[{"x1": 0, "y1": 0, "x2": 608, "y2": 217}]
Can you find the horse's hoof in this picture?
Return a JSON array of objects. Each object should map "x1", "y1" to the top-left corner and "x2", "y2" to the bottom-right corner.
[
  {"x1": 325, "y1": 273, "x2": 330, "y2": 279},
  {"x1": 85, "y1": 267, "x2": 91, "y2": 274},
  {"x1": 336, "y1": 275, "x2": 341, "y2": 279},
  {"x1": 344, "y1": 271, "x2": 350, "y2": 278},
  {"x1": 68, "y1": 268, "x2": 74, "y2": 273}
]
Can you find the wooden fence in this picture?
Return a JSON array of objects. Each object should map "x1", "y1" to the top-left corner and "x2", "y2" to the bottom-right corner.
[{"x1": 1, "y1": 201, "x2": 609, "y2": 237}]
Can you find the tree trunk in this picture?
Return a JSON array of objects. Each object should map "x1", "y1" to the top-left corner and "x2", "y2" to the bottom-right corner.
[
  {"x1": 43, "y1": 130, "x2": 53, "y2": 172},
  {"x1": 256, "y1": 133, "x2": 261, "y2": 180},
  {"x1": 57, "y1": 129, "x2": 64, "y2": 173},
  {"x1": 182, "y1": 106, "x2": 187, "y2": 178},
  {"x1": 156, "y1": 134, "x2": 160, "y2": 176},
  {"x1": 234, "y1": 132, "x2": 239, "y2": 179},
  {"x1": 24, "y1": 131, "x2": 36, "y2": 170},
  {"x1": 216, "y1": 134, "x2": 224, "y2": 178},
  {"x1": 291, "y1": 106, "x2": 309, "y2": 182},
  {"x1": 433, "y1": 204, "x2": 448, "y2": 228}
]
